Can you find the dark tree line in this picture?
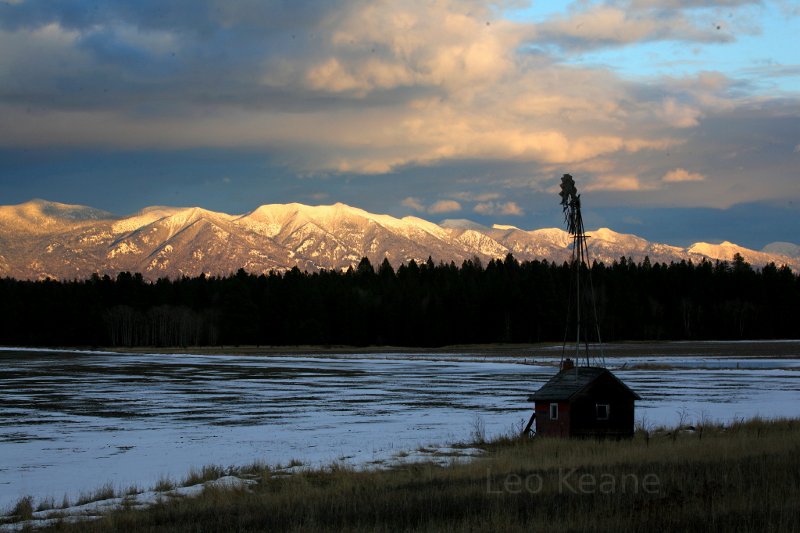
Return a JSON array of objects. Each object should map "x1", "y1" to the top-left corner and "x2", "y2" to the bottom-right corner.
[{"x1": 0, "y1": 254, "x2": 797, "y2": 348}]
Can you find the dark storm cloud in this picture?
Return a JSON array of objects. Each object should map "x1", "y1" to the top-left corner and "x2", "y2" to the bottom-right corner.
[
  {"x1": 0, "y1": 0, "x2": 333, "y2": 33},
  {"x1": 0, "y1": 0, "x2": 391, "y2": 118}
]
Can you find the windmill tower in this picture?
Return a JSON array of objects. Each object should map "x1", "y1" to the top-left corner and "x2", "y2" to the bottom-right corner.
[{"x1": 558, "y1": 174, "x2": 606, "y2": 369}]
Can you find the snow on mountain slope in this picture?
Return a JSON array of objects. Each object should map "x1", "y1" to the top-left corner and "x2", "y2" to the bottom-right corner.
[
  {"x1": 478, "y1": 227, "x2": 573, "y2": 263},
  {"x1": 440, "y1": 219, "x2": 490, "y2": 231},
  {"x1": 236, "y1": 203, "x2": 460, "y2": 271},
  {"x1": 111, "y1": 206, "x2": 193, "y2": 234},
  {"x1": 526, "y1": 228, "x2": 571, "y2": 248},
  {"x1": 0, "y1": 199, "x2": 797, "y2": 280},
  {"x1": 0, "y1": 199, "x2": 114, "y2": 234},
  {"x1": 453, "y1": 229, "x2": 509, "y2": 257},
  {"x1": 688, "y1": 241, "x2": 789, "y2": 268},
  {"x1": 586, "y1": 228, "x2": 688, "y2": 265}
]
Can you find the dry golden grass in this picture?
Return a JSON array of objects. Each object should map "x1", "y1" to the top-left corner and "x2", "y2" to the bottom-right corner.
[{"x1": 29, "y1": 417, "x2": 800, "y2": 532}]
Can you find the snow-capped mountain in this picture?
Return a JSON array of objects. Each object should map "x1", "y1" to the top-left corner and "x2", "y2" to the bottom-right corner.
[{"x1": 0, "y1": 199, "x2": 797, "y2": 281}]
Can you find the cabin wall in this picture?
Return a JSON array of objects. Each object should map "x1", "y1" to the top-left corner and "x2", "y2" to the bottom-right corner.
[
  {"x1": 569, "y1": 374, "x2": 636, "y2": 437},
  {"x1": 569, "y1": 397, "x2": 635, "y2": 438},
  {"x1": 535, "y1": 401, "x2": 571, "y2": 437}
]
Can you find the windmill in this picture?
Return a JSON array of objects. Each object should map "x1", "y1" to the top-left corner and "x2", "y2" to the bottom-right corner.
[
  {"x1": 522, "y1": 175, "x2": 640, "y2": 439},
  {"x1": 559, "y1": 173, "x2": 606, "y2": 369}
]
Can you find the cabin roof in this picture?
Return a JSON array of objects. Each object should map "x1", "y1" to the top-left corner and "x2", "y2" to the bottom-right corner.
[{"x1": 528, "y1": 366, "x2": 641, "y2": 402}]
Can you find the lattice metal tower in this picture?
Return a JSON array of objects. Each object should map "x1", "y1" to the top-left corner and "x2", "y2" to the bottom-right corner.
[{"x1": 559, "y1": 174, "x2": 606, "y2": 368}]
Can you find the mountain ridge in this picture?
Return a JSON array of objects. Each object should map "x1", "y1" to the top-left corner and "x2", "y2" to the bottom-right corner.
[{"x1": 0, "y1": 199, "x2": 797, "y2": 281}]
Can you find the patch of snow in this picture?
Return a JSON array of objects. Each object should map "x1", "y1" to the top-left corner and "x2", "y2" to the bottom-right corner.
[
  {"x1": 107, "y1": 241, "x2": 141, "y2": 259},
  {"x1": 0, "y1": 476, "x2": 256, "y2": 531},
  {"x1": 439, "y1": 219, "x2": 489, "y2": 231},
  {"x1": 456, "y1": 230, "x2": 508, "y2": 257},
  {"x1": 526, "y1": 228, "x2": 571, "y2": 248}
]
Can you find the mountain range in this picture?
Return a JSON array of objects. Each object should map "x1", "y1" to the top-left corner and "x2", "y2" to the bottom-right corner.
[{"x1": 0, "y1": 199, "x2": 797, "y2": 281}]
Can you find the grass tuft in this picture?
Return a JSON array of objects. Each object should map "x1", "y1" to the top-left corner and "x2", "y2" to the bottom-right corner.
[
  {"x1": 182, "y1": 465, "x2": 227, "y2": 487},
  {"x1": 76, "y1": 482, "x2": 116, "y2": 506},
  {"x1": 35, "y1": 496, "x2": 55, "y2": 512},
  {"x1": 153, "y1": 476, "x2": 175, "y2": 492},
  {"x1": 10, "y1": 496, "x2": 34, "y2": 521}
]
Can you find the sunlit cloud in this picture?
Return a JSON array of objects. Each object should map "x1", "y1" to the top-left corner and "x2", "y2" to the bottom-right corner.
[
  {"x1": 401, "y1": 197, "x2": 425, "y2": 212},
  {"x1": 655, "y1": 98, "x2": 703, "y2": 128},
  {"x1": 0, "y1": 0, "x2": 797, "y2": 221},
  {"x1": 0, "y1": 0, "x2": 688, "y2": 173},
  {"x1": 474, "y1": 201, "x2": 524, "y2": 216},
  {"x1": 585, "y1": 174, "x2": 647, "y2": 192},
  {"x1": 663, "y1": 168, "x2": 706, "y2": 182},
  {"x1": 402, "y1": 197, "x2": 461, "y2": 214},
  {"x1": 428, "y1": 200, "x2": 462, "y2": 214},
  {"x1": 451, "y1": 192, "x2": 501, "y2": 202}
]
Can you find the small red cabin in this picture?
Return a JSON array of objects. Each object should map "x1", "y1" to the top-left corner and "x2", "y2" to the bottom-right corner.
[{"x1": 528, "y1": 366, "x2": 641, "y2": 438}]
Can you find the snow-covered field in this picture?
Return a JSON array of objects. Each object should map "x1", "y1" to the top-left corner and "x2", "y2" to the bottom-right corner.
[{"x1": 2, "y1": 346, "x2": 800, "y2": 512}]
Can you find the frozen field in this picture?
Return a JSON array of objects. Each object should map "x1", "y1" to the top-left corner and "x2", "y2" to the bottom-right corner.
[{"x1": 2, "y1": 344, "x2": 800, "y2": 512}]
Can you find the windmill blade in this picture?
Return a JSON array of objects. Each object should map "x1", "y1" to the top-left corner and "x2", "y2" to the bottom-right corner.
[
  {"x1": 559, "y1": 173, "x2": 577, "y2": 207},
  {"x1": 560, "y1": 174, "x2": 581, "y2": 235}
]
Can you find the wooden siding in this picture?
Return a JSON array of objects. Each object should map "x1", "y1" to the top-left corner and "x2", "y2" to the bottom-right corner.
[{"x1": 534, "y1": 401, "x2": 571, "y2": 438}]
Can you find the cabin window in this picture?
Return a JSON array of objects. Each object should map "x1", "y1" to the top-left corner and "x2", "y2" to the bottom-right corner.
[
  {"x1": 596, "y1": 403, "x2": 610, "y2": 420},
  {"x1": 549, "y1": 403, "x2": 559, "y2": 420}
]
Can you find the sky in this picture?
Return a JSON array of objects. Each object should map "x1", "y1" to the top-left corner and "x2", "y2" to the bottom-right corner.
[{"x1": 0, "y1": 0, "x2": 798, "y2": 249}]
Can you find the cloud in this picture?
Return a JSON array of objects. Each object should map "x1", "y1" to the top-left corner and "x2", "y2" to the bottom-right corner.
[
  {"x1": 473, "y1": 201, "x2": 524, "y2": 216},
  {"x1": 584, "y1": 174, "x2": 646, "y2": 192},
  {"x1": 0, "y1": 0, "x2": 797, "y2": 215},
  {"x1": 535, "y1": 8, "x2": 712, "y2": 50},
  {"x1": 403, "y1": 197, "x2": 461, "y2": 214},
  {"x1": 656, "y1": 98, "x2": 703, "y2": 128},
  {"x1": 401, "y1": 196, "x2": 425, "y2": 211},
  {"x1": 451, "y1": 192, "x2": 501, "y2": 202},
  {"x1": 428, "y1": 199, "x2": 462, "y2": 214},
  {"x1": 500, "y1": 202, "x2": 524, "y2": 216},
  {"x1": 0, "y1": 0, "x2": 682, "y2": 171},
  {"x1": 663, "y1": 168, "x2": 706, "y2": 182},
  {"x1": 627, "y1": 1, "x2": 758, "y2": 8},
  {"x1": 532, "y1": 1, "x2": 757, "y2": 51}
]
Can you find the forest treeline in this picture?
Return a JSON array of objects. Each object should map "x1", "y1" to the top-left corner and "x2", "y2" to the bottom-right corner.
[{"x1": 0, "y1": 254, "x2": 797, "y2": 347}]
